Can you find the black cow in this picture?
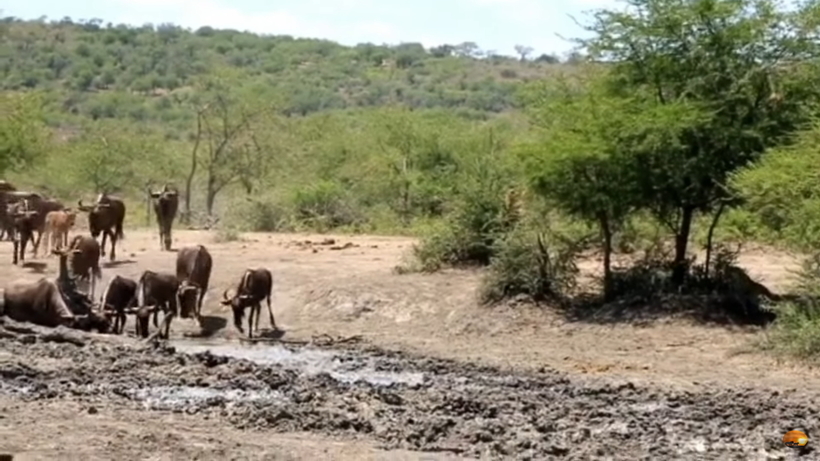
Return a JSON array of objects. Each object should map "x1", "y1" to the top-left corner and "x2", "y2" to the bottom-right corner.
[
  {"x1": 133, "y1": 270, "x2": 198, "y2": 339},
  {"x1": 220, "y1": 268, "x2": 275, "y2": 338},
  {"x1": 149, "y1": 184, "x2": 179, "y2": 251},
  {"x1": 77, "y1": 193, "x2": 125, "y2": 261},
  {"x1": 99, "y1": 275, "x2": 138, "y2": 334},
  {"x1": 175, "y1": 244, "x2": 212, "y2": 324}
]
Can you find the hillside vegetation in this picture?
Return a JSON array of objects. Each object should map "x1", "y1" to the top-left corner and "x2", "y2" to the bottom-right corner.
[{"x1": 5, "y1": 1, "x2": 820, "y2": 359}]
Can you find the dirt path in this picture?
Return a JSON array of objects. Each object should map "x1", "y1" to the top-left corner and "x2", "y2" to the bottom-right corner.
[{"x1": 0, "y1": 228, "x2": 818, "y2": 458}]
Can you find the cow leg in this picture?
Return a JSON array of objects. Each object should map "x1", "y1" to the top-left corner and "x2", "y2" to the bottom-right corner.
[
  {"x1": 164, "y1": 224, "x2": 172, "y2": 251},
  {"x1": 100, "y1": 231, "x2": 108, "y2": 257},
  {"x1": 266, "y1": 294, "x2": 276, "y2": 330},
  {"x1": 162, "y1": 311, "x2": 175, "y2": 339},
  {"x1": 195, "y1": 289, "x2": 206, "y2": 324},
  {"x1": 12, "y1": 239, "x2": 18, "y2": 265},
  {"x1": 31, "y1": 229, "x2": 42, "y2": 257},
  {"x1": 247, "y1": 306, "x2": 256, "y2": 339},
  {"x1": 109, "y1": 232, "x2": 117, "y2": 261},
  {"x1": 152, "y1": 307, "x2": 160, "y2": 328}
]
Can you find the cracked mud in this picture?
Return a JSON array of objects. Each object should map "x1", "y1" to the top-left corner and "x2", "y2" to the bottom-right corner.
[{"x1": 0, "y1": 323, "x2": 815, "y2": 460}]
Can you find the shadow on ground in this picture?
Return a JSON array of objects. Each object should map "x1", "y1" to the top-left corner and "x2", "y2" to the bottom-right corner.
[
  {"x1": 21, "y1": 262, "x2": 48, "y2": 274},
  {"x1": 102, "y1": 260, "x2": 137, "y2": 268},
  {"x1": 183, "y1": 315, "x2": 228, "y2": 338},
  {"x1": 552, "y1": 292, "x2": 781, "y2": 328}
]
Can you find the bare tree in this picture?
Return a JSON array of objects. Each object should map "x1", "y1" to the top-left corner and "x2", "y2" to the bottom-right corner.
[{"x1": 195, "y1": 93, "x2": 271, "y2": 215}]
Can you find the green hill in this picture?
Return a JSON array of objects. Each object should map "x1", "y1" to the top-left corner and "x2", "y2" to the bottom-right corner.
[{"x1": 1, "y1": 16, "x2": 571, "y2": 127}]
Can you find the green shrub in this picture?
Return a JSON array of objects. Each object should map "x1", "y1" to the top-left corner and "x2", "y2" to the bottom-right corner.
[
  {"x1": 479, "y1": 227, "x2": 582, "y2": 304},
  {"x1": 291, "y1": 180, "x2": 364, "y2": 231}
]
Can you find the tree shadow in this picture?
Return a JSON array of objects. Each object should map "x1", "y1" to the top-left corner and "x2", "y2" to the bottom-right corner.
[
  {"x1": 183, "y1": 315, "x2": 228, "y2": 338},
  {"x1": 554, "y1": 291, "x2": 780, "y2": 328},
  {"x1": 102, "y1": 259, "x2": 137, "y2": 268}
]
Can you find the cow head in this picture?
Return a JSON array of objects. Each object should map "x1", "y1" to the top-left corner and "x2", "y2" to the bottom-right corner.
[
  {"x1": 124, "y1": 305, "x2": 159, "y2": 338},
  {"x1": 221, "y1": 288, "x2": 253, "y2": 331},
  {"x1": 77, "y1": 200, "x2": 110, "y2": 236},
  {"x1": 176, "y1": 280, "x2": 201, "y2": 319},
  {"x1": 63, "y1": 208, "x2": 77, "y2": 228},
  {"x1": 70, "y1": 311, "x2": 112, "y2": 333}
]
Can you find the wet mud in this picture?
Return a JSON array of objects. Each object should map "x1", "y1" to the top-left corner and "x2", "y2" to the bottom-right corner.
[{"x1": 0, "y1": 322, "x2": 816, "y2": 460}]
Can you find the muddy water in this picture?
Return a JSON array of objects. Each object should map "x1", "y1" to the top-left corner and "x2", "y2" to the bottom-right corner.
[
  {"x1": 0, "y1": 325, "x2": 818, "y2": 459},
  {"x1": 171, "y1": 339, "x2": 425, "y2": 387}
]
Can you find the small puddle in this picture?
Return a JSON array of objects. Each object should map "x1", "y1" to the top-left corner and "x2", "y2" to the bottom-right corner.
[
  {"x1": 172, "y1": 340, "x2": 425, "y2": 387},
  {"x1": 123, "y1": 385, "x2": 286, "y2": 410}
]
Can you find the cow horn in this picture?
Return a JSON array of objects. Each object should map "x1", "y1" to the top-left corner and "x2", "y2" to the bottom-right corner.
[
  {"x1": 238, "y1": 294, "x2": 252, "y2": 300},
  {"x1": 73, "y1": 314, "x2": 89, "y2": 320}
]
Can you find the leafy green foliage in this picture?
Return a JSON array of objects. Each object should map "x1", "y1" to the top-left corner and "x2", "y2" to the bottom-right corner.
[
  {"x1": 0, "y1": 16, "x2": 566, "y2": 124},
  {"x1": 0, "y1": 91, "x2": 49, "y2": 174},
  {"x1": 732, "y1": 119, "x2": 820, "y2": 250}
]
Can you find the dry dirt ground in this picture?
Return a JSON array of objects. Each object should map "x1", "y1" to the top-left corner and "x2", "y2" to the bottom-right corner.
[{"x1": 0, "y1": 227, "x2": 818, "y2": 459}]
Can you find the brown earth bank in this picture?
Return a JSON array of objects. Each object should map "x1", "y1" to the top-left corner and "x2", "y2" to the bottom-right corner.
[{"x1": 0, "y1": 228, "x2": 818, "y2": 459}]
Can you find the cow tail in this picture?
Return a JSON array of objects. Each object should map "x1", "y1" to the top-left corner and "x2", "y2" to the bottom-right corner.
[
  {"x1": 136, "y1": 274, "x2": 146, "y2": 307},
  {"x1": 115, "y1": 218, "x2": 124, "y2": 241}
]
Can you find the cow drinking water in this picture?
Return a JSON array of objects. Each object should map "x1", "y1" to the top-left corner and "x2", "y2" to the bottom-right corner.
[{"x1": 220, "y1": 268, "x2": 275, "y2": 338}]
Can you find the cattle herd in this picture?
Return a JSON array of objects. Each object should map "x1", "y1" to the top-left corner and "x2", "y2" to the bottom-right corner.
[{"x1": 0, "y1": 181, "x2": 277, "y2": 340}]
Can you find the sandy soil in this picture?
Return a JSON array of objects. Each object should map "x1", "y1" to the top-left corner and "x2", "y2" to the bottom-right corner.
[{"x1": 0, "y1": 226, "x2": 818, "y2": 459}]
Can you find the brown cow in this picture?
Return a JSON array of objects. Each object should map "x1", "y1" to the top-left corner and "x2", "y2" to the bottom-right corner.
[
  {"x1": 0, "y1": 278, "x2": 109, "y2": 332},
  {"x1": 43, "y1": 209, "x2": 77, "y2": 254},
  {"x1": 175, "y1": 244, "x2": 211, "y2": 324},
  {"x1": 149, "y1": 184, "x2": 179, "y2": 251},
  {"x1": 133, "y1": 270, "x2": 198, "y2": 339},
  {"x1": 220, "y1": 268, "x2": 275, "y2": 338},
  {"x1": 60, "y1": 235, "x2": 102, "y2": 299},
  {"x1": 77, "y1": 192, "x2": 125, "y2": 261}
]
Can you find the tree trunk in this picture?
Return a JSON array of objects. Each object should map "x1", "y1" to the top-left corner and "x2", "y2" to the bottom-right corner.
[
  {"x1": 598, "y1": 212, "x2": 615, "y2": 302},
  {"x1": 206, "y1": 174, "x2": 217, "y2": 216},
  {"x1": 183, "y1": 108, "x2": 203, "y2": 224},
  {"x1": 704, "y1": 202, "x2": 726, "y2": 278},
  {"x1": 671, "y1": 206, "x2": 695, "y2": 287}
]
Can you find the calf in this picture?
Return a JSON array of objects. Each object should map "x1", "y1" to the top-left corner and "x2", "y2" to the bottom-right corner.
[
  {"x1": 220, "y1": 268, "x2": 275, "y2": 338},
  {"x1": 175, "y1": 244, "x2": 212, "y2": 324},
  {"x1": 43, "y1": 209, "x2": 77, "y2": 254},
  {"x1": 77, "y1": 193, "x2": 125, "y2": 261},
  {"x1": 133, "y1": 270, "x2": 198, "y2": 340},
  {"x1": 149, "y1": 184, "x2": 179, "y2": 251},
  {"x1": 8, "y1": 201, "x2": 38, "y2": 266},
  {"x1": 0, "y1": 278, "x2": 108, "y2": 332},
  {"x1": 99, "y1": 275, "x2": 138, "y2": 334},
  {"x1": 61, "y1": 235, "x2": 102, "y2": 299}
]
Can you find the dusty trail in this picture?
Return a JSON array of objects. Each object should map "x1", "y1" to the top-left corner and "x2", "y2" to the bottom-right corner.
[
  {"x1": 0, "y1": 228, "x2": 818, "y2": 459},
  {"x1": 0, "y1": 323, "x2": 816, "y2": 460}
]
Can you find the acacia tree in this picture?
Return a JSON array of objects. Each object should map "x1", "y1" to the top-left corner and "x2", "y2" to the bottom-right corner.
[
  {"x1": 521, "y1": 70, "x2": 706, "y2": 300},
  {"x1": 579, "y1": 0, "x2": 820, "y2": 285},
  {"x1": 187, "y1": 71, "x2": 278, "y2": 216}
]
